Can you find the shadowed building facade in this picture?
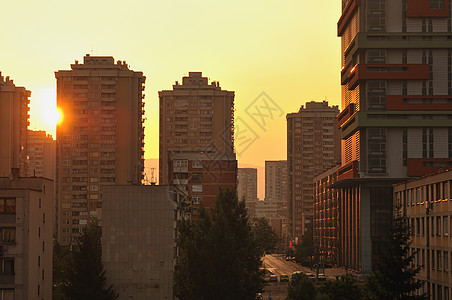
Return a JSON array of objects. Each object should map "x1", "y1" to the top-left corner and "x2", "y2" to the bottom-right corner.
[
  {"x1": 0, "y1": 74, "x2": 30, "y2": 178},
  {"x1": 287, "y1": 101, "x2": 340, "y2": 241},
  {"x1": 55, "y1": 55, "x2": 145, "y2": 245},
  {"x1": 335, "y1": 0, "x2": 452, "y2": 273}
]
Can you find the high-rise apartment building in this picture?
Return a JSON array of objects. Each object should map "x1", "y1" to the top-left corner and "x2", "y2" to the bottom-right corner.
[
  {"x1": 394, "y1": 169, "x2": 452, "y2": 299},
  {"x1": 158, "y1": 72, "x2": 235, "y2": 186},
  {"x1": 26, "y1": 130, "x2": 55, "y2": 180},
  {"x1": 287, "y1": 101, "x2": 340, "y2": 240},
  {"x1": 0, "y1": 73, "x2": 30, "y2": 177},
  {"x1": 55, "y1": 54, "x2": 145, "y2": 245},
  {"x1": 336, "y1": 0, "x2": 452, "y2": 272},
  {"x1": 265, "y1": 160, "x2": 289, "y2": 219},
  {"x1": 237, "y1": 168, "x2": 258, "y2": 218}
]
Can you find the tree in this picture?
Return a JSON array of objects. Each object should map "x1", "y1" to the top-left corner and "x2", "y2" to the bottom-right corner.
[
  {"x1": 295, "y1": 222, "x2": 313, "y2": 266},
  {"x1": 286, "y1": 273, "x2": 316, "y2": 300},
  {"x1": 63, "y1": 221, "x2": 118, "y2": 300},
  {"x1": 250, "y1": 217, "x2": 279, "y2": 255},
  {"x1": 318, "y1": 274, "x2": 363, "y2": 300},
  {"x1": 53, "y1": 241, "x2": 72, "y2": 300},
  {"x1": 364, "y1": 206, "x2": 426, "y2": 300},
  {"x1": 174, "y1": 188, "x2": 265, "y2": 300}
]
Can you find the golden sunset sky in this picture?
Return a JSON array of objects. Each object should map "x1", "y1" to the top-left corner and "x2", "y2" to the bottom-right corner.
[{"x1": 1, "y1": 0, "x2": 341, "y2": 197}]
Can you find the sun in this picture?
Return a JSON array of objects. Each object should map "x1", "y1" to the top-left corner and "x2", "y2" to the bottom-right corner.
[{"x1": 52, "y1": 108, "x2": 63, "y2": 125}]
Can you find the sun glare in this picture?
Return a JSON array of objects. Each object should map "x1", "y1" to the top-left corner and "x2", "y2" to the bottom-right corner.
[{"x1": 53, "y1": 108, "x2": 63, "y2": 125}]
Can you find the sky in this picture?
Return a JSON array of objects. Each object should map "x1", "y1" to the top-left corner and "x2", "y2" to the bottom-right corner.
[{"x1": 0, "y1": 0, "x2": 342, "y2": 198}]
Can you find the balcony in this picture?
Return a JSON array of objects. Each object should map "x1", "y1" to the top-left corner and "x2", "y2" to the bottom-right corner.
[
  {"x1": 348, "y1": 64, "x2": 429, "y2": 90},
  {"x1": 337, "y1": 103, "x2": 355, "y2": 129},
  {"x1": 407, "y1": 0, "x2": 449, "y2": 17},
  {"x1": 337, "y1": 160, "x2": 359, "y2": 182},
  {"x1": 337, "y1": 0, "x2": 361, "y2": 36},
  {"x1": 386, "y1": 95, "x2": 452, "y2": 110},
  {"x1": 407, "y1": 158, "x2": 452, "y2": 177}
]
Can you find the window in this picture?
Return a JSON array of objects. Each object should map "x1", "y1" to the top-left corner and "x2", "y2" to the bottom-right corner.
[
  {"x1": 444, "y1": 216, "x2": 449, "y2": 236},
  {"x1": 192, "y1": 185, "x2": 203, "y2": 193},
  {"x1": 0, "y1": 258, "x2": 14, "y2": 274},
  {"x1": 444, "y1": 251, "x2": 449, "y2": 271},
  {"x1": 437, "y1": 216, "x2": 441, "y2": 236},
  {"x1": 191, "y1": 173, "x2": 203, "y2": 180},
  {"x1": 431, "y1": 0, "x2": 444, "y2": 9},
  {"x1": 0, "y1": 228, "x2": 15, "y2": 244},
  {"x1": 192, "y1": 196, "x2": 202, "y2": 204},
  {"x1": 416, "y1": 218, "x2": 420, "y2": 235},
  {"x1": 432, "y1": 250, "x2": 435, "y2": 269},
  {"x1": 421, "y1": 217, "x2": 425, "y2": 235},
  {"x1": 173, "y1": 160, "x2": 188, "y2": 168},
  {"x1": 192, "y1": 161, "x2": 203, "y2": 168},
  {"x1": 438, "y1": 250, "x2": 442, "y2": 270},
  {"x1": 0, "y1": 199, "x2": 16, "y2": 214},
  {"x1": 367, "y1": 128, "x2": 386, "y2": 174}
]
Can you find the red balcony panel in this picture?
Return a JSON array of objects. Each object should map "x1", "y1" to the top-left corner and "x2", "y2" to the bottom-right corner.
[
  {"x1": 407, "y1": 158, "x2": 452, "y2": 177},
  {"x1": 386, "y1": 95, "x2": 452, "y2": 110},
  {"x1": 337, "y1": 103, "x2": 356, "y2": 129},
  {"x1": 338, "y1": 0, "x2": 361, "y2": 36},
  {"x1": 337, "y1": 160, "x2": 359, "y2": 182},
  {"x1": 348, "y1": 64, "x2": 429, "y2": 90},
  {"x1": 407, "y1": 0, "x2": 449, "y2": 17}
]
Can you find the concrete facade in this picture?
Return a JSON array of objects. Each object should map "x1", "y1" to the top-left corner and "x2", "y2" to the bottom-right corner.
[
  {"x1": 287, "y1": 101, "x2": 340, "y2": 240},
  {"x1": 0, "y1": 176, "x2": 54, "y2": 300},
  {"x1": 158, "y1": 72, "x2": 235, "y2": 186},
  {"x1": 0, "y1": 74, "x2": 30, "y2": 178},
  {"x1": 55, "y1": 54, "x2": 146, "y2": 245},
  {"x1": 394, "y1": 169, "x2": 452, "y2": 300},
  {"x1": 313, "y1": 165, "x2": 341, "y2": 266},
  {"x1": 237, "y1": 168, "x2": 258, "y2": 218},
  {"x1": 101, "y1": 185, "x2": 179, "y2": 300},
  {"x1": 26, "y1": 130, "x2": 55, "y2": 180},
  {"x1": 336, "y1": 0, "x2": 452, "y2": 273}
]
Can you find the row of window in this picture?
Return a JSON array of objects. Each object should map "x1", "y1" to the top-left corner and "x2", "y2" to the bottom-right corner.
[
  {"x1": 397, "y1": 180, "x2": 452, "y2": 206},
  {"x1": 412, "y1": 215, "x2": 452, "y2": 237}
]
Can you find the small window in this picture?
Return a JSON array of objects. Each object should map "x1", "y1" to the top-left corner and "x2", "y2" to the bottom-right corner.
[
  {"x1": 192, "y1": 161, "x2": 203, "y2": 168},
  {"x1": 444, "y1": 216, "x2": 449, "y2": 236},
  {"x1": 192, "y1": 185, "x2": 203, "y2": 193}
]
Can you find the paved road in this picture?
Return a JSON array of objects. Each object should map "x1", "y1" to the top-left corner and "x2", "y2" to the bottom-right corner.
[{"x1": 260, "y1": 255, "x2": 348, "y2": 300}]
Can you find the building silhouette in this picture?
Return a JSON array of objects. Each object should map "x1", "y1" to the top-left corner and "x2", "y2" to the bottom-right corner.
[
  {"x1": 287, "y1": 101, "x2": 340, "y2": 241},
  {"x1": 0, "y1": 73, "x2": 30, "y2": 177},
  {"x1": 26, "y1": 130, "x2": 55, "y2": 180},
  {"x1": 238, "y1": 168, "x2": 258, "y2": 218},
  {"x1": 54, "y1": 54, "x2": 145, "y2": 245},
  {"x1": 335, "y1": 0, "x2": 452, "y2": 273},
  {"x1": 158, "y1": 72, "x2": 237, "y2": 210}
]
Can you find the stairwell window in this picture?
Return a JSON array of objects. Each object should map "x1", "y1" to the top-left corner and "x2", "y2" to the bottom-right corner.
[{"x1": 431, "y1": 0, "x2": 444, "y2": 9}]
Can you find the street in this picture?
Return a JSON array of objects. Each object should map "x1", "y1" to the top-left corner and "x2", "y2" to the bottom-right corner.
[{"x1": 260, "y1": 255, "x2": 348, "y2": 300}]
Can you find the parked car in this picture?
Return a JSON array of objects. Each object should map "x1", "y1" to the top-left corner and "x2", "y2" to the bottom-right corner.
[
  {"x1": 269, "y1": 274, "x2": 278, "y2": 282},
  {"x1": 291, "y1": 271, "x2": 304, "y2": 283},
  {"x1": 317, "y1": 273, "x2": 326, "y2": 281},
  {"x1": 305, "y1": 272, "x2": 315, "y2": 281},
  {"x1": 280, "y1": 274, "x2": 289, "y2": 282}
]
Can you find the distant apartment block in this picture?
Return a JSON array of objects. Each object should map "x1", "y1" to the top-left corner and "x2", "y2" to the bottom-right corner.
[
  {"x1": 26, "y1": 130, "x2": 55, "y2": 179},
  {"x1": 168, "y1": 151, "x2": 237, "y2": 211},
  {"x1": 0, "y1": 73, "x2": 30, "y2": 178},
  {"x1": 158, "y1": 72, "x2": 235, "y2": 186},
  {"x1": 287, "y1": 101, "x2": 340, "y2": 240},
  {"x1": 0, "y1": 175, "x2": 54, "y2": 299},
  {"x1": 238, "y1": 168, "x2": 258, "y2": 218},
  {"x1": 55, "y1": 54, "x2": 145, "y2": 245},
  {"x1": 265, "y1": 160, "x2": 289, "y2": 219},
  {"x1": 395, "y1": 170, "x2": 452, "y2": 300},
  {"x1": 102, "y1": 185, "x2": 182, "y2": 300},
  {"x1": 335, "y1": 0, "x2": 452, "y2": 273},
  {"x1": 313, "y1": 165, "x2": 340, "y2": 266}
]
